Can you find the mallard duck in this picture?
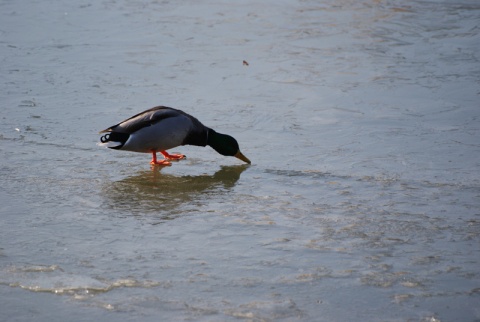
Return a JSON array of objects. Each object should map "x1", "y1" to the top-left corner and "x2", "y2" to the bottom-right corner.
[{"x1": 99, "y1": 106, "x2": 251, "y2": 166}]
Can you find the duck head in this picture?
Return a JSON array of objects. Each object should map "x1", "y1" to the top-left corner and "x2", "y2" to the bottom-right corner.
[{"x1": 207, "y1": 129, "x2": 251, "y2": 164}]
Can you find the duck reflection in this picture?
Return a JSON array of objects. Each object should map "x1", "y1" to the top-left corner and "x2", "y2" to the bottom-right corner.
[{"x1": 102, "y1": 165, "x2": 248, "y2": 220}]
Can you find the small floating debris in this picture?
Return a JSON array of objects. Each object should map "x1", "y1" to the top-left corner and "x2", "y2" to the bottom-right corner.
[
  {"x1": 243, "y1": 60, "x2": 249, "y2": 66},
  {"x1": 392, "y1": 7, "x2": 413, "y2": 13},
  {"x1": 392, "y1": 293, "x2": 413, "y2": 304},
  {"x1": 19, "y1": 99, "x2": 36, "y2": 107}
]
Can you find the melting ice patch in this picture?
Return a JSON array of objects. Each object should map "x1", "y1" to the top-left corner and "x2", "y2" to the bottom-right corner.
[{"x1": 0, "y1": 264, "x2": 161, "y2": 298}]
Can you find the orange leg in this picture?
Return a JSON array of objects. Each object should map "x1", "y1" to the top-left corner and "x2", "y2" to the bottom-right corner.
[
  {"x1": 160, "y1": 150, "x2": 186, "y2": 160},
  {"x1": 150, "y1": 150, "x2": 171, "y2": 166}
]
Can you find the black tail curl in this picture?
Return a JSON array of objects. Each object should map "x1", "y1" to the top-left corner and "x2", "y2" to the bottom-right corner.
[
  {"x1": 99, "y1": 132, "x2": 130, "y2": 149},
  {"x1": 100, "y1": 133, "x2": 110, "y2": 143}
]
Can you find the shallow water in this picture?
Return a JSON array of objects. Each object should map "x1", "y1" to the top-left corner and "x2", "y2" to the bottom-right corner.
[{"x1": 1, "y1": 0, "x2": 479, "y2": 321}]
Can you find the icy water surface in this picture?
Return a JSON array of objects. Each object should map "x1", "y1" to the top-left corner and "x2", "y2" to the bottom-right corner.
[{"x1": 1, "y1": 0, "x2": 480, "y2": 321}]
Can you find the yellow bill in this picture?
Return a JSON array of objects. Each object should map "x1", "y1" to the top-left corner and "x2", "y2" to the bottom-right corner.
[{"x1": 234, "y1": 150, "x2": 251, "y2": 164}]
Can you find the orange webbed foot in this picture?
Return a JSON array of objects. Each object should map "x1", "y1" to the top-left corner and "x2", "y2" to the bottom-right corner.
[
  {"x1": 150, "y1": 151, "x2": 172, "y2": 166},
  {"x1": 160, "y1": 151, "x2": 186, "y2": 160},
  {"x1": 150, "y1": 159, "x2": 172, "y2": 166}
]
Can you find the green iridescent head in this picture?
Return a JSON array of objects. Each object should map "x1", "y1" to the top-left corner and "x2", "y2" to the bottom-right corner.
[{"x1": 207, "y1": 129, "x2": 251, "y2": 164}]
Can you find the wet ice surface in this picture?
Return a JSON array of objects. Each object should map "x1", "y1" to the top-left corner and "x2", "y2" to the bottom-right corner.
[{"x1": 1, "y1": 0, "x2": 480, "y2": 321}]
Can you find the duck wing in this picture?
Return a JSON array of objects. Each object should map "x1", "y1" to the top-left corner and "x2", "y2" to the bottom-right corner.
[{"x1": 99, "y1": 106, "x2": 182, "y2": 134}]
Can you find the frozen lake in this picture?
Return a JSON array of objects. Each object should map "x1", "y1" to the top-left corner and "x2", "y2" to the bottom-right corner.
[{"x1": 1, "y1": 0, "x2": 479, "y2": 321}]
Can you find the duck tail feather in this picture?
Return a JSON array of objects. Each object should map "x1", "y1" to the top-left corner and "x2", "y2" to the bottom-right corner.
[
  {"x1": 98, "y1": 132, "x2": 129, "y2": 149},
  {"x1": 97, "y1": 141, "x2": 123, "y2": 149}
]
